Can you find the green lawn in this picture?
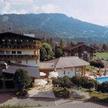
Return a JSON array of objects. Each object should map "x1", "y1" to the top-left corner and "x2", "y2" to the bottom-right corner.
[
  {"x1": 94, "y1": 52, "x2": 108, "y2": 60},
  {"x1": 79, "y1": 88, "x2": 108, "y2": 104},
  {"x1": 89, "y1": 91, "x2": 108, "y2": 103},
  {"x1": 0, "y1": 104, "x2": 42, "y2": 108},
  {"x1": 0, "y1": 106, "x2": 25, "y2": 108}
]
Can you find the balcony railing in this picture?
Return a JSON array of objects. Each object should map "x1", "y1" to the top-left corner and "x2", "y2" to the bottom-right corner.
[
  {"x1": 0, "y1": 44, "x2": 41, "y2": 49},
  {"x1": 0, "y1": 55, "x2": 38, "y2": 60}
]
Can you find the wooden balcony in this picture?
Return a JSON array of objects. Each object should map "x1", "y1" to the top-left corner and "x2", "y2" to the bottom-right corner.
[
  {"x1": 0, "y1": 55, "x2": 39, "y2": 60},
  {"x1": 0, "y1": 43, "x2": 41, "y2": 50}
]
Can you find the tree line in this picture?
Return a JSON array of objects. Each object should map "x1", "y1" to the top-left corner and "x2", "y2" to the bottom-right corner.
[{"x1": 40, "y1": 38, "x2": 64, "y2": 61}]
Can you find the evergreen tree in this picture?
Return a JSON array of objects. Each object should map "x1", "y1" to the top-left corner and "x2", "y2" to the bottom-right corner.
[
  {"x1": 14, "y1": 69, "x2": 32, "y2": 91},
  {"x1": 40, "y1": 47, "x2": 47, "y2": 61},
  {"x1": 60, "y1": 39, "x2": 64, "y2": 49},
  {"x1": 55, "y1": 47, "x2": 63, "y2": 58},
  {"x1": 40, "y1": 42, "x2": 54, "y2": 61},
  {"x1": 102, "y1": 43, "x2": 108, "y2": 51}
]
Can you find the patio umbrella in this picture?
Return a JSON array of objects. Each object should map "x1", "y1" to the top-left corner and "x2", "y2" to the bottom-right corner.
[{"x1": 48, "y1": 71, "x2": 58, "y2": 78}]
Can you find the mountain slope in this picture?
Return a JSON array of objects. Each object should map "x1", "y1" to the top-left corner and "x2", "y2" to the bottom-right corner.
[{"x1": 0, "y1": 13, "x2": 108, "y2": 43}]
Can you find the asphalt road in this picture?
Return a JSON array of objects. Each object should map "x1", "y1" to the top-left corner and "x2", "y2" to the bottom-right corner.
[
  {"x1": 36, "y1": 101, "x2": 108, "y2": 108},
  {"x1": 0, "y1": 93, "x2": 108, "y2": 108}
]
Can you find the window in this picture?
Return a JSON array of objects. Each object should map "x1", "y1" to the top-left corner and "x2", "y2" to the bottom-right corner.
[
  {"x1": 0, "y1": 51, "x2": 5, "y2": 55},
  {"x1": 17, "y1": 51, "x2": 22, "y2": 55},
  {"x1": 16, "y1": 60, "x2": 22, "y2": 63},
  {"x1": 26, "y1": 60, "x2": 28, "y2": 64},
  {"x1": 6, "y1": 51, "x2": 10, "y2": 55},
  {"x1": 75, "y1": 53, "x2": 78, "y2": 56},
  {"x1": 64, "y1": 71, "x2": 66, "y2": 75},
  {"x1": 12, "y1": 51, "x2": 16, "y2": 54}
]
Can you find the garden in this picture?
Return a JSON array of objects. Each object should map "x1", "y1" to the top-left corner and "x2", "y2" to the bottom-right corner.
[{"x1": 52, "y1": 76, "x2": 108, "y2": 103}]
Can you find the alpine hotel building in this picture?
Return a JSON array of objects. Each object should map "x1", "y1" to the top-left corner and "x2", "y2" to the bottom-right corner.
[{"x1": 0, "y1": 32, "x2": 41, "y2": 66}]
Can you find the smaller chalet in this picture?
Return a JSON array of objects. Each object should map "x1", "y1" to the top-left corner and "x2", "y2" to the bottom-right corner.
[
  {"x1": 39, "y1": 56, "x2": 89, "y2": 78},
  {"x1": 63, "y1": 42, "x2": 95, "y2": 61}
]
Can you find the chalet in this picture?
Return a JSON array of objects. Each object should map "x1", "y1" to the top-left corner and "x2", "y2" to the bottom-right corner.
[
  {"x1": 0, "y1": 32, "x2": 41, "y2": 78},
  {"x1": 63, "y1": 42, "x2": 95, "y2": 61},
  {"x1": 0, "y1": 32, "x2": 41, "y2": 90},
  {"x1": 0, "y1": 32, "x2": 41, "y2": 66},
  {"x1": 39, "y1": 56, "x2": 89, "y2": 78}
]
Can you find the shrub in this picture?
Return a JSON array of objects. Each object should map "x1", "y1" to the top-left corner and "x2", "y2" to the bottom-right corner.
[
  {"x1": 84, "y1": 80, "x2": 95, "y2": 90},
  {"x1": 61, "y1": 76, "x2": 74, "y2": 88},
  {"x1": 90, "y1": 60, "x2": 104, "y2": 68},
  {"x1": 97, "y1": 82, "x2": 108, "y2": 93},
  {"x1": 53, "y1": 87, "x2": 70, "y2": 98},
  {"x1": 14, "y1": 69, "x2": 32, "y2": 96},
  {"x1": 89, "y1": 79, "x2": 99, "y2": 88},
  {"x1": 71, "y1": 76, "x2": 81, "y2": 87},
  {"x1": 16, "y1": 89, "x2": 28, "y2": 97},
  {"x1": 96, "y1": 84, "x2": 102, "y2": 92},
  {"x1": 80, "y1": 77, "x2": 95, "y2": 89},
  {"x1": 55, "y1": 47, "x2": 63, "y2": 58},
  {"x1": 79, "y1": 77, "x2": 88, "y2": 87},
  {"x1": 52, "y1": 77, "x2": 62, "y2": 87},
  {"x1": 52, "y1": 76, "x2": 74, "y2": 88},
  {"x1": 71, "y1": 76, "x2": 96, "y2": 89}
]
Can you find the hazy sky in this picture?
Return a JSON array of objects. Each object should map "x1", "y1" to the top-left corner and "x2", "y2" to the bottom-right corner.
[{"x1": 0, "y1": 0, "x2": 108, "y2": 26}]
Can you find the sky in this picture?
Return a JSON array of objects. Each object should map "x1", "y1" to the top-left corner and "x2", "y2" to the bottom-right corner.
[{"x1": 0, "y1": 0, "x2": 108, "y2": 26}]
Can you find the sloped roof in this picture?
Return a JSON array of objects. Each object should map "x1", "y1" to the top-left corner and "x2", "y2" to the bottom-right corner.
[
  {"x1": 39, "y1": 56, "x2": 89, "y2": 70},
  {"x1": 64, "y1": 43, "x2": 95, "y2": 51},
  {"x1": 39, "y1": 62, "x2": 55, "y2": 69},
  {"x1": 0, "y1": 32, "x2": 41, "y2": 40},
  {"x1": 4, "y1": 63, "x2": 40, "y2": 78},
  {"x1": 55, "y1": 56, "x2": 89, "y2": 69}
]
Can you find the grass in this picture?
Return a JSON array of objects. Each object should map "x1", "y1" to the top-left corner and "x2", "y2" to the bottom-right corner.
[
  {"x1": 0, "y1": 106, "x2": 25, "y2": 108},
  {"x1": 94, "y1": 52, "x2": 108, "y2": 60},
  {"x1": 0, "y1": 104, "x2": 42, "y2": 108},
  {"x1": 89, "y1": 91, "x2": 108, "y2": 103},
  {"x1": 79, "y1": 88, "x2": 108, "y2": 103}
]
